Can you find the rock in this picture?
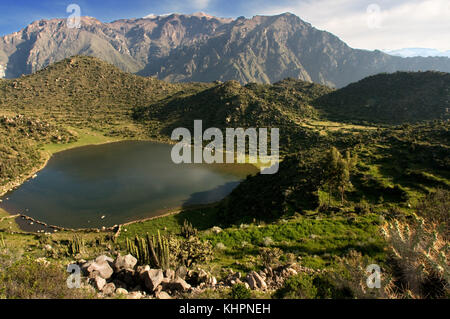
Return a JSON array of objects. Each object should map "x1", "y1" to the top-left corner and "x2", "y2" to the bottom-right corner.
[
  {"x1": 286, "y1": 268, "x2": 298, "y2": 276},
  {"x1": 246, "y1": 271, "x2": 267, "y2": 290},
  {"x1": 127, "y1": 291, "x2": 143, "y2": 299},
  {"x1": 211, "y1": 226, "x2": 223, "y2": 234},
  {"x1": 175, "y1": 266, "x2": 188, "y2": 280},
  {"x1": 156, "y1": 291, "x2": 172, "y2": 299},
  {"x1": 198, "y1": 269, "x2": 209, "y2": 282},
  {"x1": 115, "y1": 288, "x2": 128, "y2": 295},
  {"x1": 92, "y1": 276, "x2": 106, "y2": 291},
  {"x1": 95, "y1": 255, "x2": 114, "y2": 265},
  {"x1": 163, "y1": 277, "x2": 191, "y2": 292},
  {"x1": 143, "y1": 269, "x2": 164, "y2": 292},
  {"x1": 86, "y1": 260, "x2": 114, "y2": 280},
  {"x1": 113, "y1": 254, "x2": 137, "y2": 272},
  {"x1": 102, "y1": 283, "x2": 116, "y2": 295},
  {"x1": 208, "y1": 276, "x2": 217, "y2": 287},
  {"x1": 165, "y1": 269, "x2": 175, "y2": 280}
]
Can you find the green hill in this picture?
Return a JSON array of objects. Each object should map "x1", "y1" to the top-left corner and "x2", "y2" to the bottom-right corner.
[
  {"x1": 0, "y1": 55, "x2": 206, "y2": 137},
  {"x1": 314, "y1": 71, "x2": 450, "y2": 124}
]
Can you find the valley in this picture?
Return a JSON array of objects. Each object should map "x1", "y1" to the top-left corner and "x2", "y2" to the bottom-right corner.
[{"x1": 0, "y1": 56, "x2": 448, "y2": 300}]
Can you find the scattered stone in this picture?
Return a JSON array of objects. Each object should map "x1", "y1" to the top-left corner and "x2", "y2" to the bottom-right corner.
[
  {"x1": 115, "y1": 288, "x2": 128, "y2": 295},
  {"x1": 127, "y1": 291, "x2": 143, "y2": 299},
  {"x1": 211, "y1": 226, "x2": 222, "y2": 234},
  {"x1": 102, "y1": 282, "x2": 116, "y2": 295}
]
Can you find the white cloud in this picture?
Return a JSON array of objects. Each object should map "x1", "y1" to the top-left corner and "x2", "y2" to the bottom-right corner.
[{"x1": 254, "y1": 0, "x2": 450, "y2": 51}]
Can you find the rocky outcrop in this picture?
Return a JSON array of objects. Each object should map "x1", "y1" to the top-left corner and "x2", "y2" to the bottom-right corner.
[{"x1": 76, "y1": 255, "x2": 309, "y2": 299}]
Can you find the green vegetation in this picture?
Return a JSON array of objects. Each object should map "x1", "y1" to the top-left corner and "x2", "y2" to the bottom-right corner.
[
  {"x1": 0, "y1": 57, "x2": 448, "y2": 299},
  {"x1": 230, "y1": 283, "x2": 252, "y2": 299},
  {"x1": 126, "y1": 232, "x2": 171, "y2": 269}
]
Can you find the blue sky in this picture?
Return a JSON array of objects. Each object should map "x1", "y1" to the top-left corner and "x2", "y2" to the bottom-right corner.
[{"x1": 1, "y1": 0, "x2": 449, "y2": 51}]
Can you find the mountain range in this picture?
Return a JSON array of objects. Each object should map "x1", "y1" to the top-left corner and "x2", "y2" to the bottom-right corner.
[
  {"x1": 1, "y1": 12, "x2": 450, "y2": 88},
  {"x1": 384, "y1": 48, "x2": 450, "y2": 58}
]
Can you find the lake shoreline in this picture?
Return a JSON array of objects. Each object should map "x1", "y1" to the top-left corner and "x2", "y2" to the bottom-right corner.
[{"x1": 0, "y1": 132, "x2": 261, "y2": 232}]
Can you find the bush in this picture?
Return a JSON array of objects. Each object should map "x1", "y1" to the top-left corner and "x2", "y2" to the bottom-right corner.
[
  {"x1": 230, "y1": 283, "x2": 251, "y2": 299},
  {"x1": 274, "y1": 274, "x2": 318, "y2": 299}
]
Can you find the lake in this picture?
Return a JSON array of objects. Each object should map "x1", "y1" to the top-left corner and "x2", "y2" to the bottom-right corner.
[{"x1": 0, "y1": 141, "x2": 258, "y2": 230}]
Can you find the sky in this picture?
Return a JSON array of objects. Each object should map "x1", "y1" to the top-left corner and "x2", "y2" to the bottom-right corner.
[{"x1": 0, "y1": 0, "x2": 449, "y2": 51}]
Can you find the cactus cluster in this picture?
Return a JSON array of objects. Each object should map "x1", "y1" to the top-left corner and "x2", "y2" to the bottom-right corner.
[
  {"x1": 126, "y1": 231, "x2": 170, "y2": 270},
  {"x1": 180, "y1": 219, "x2": 198, "y2": 239},
  {"x1": 67, "y1": 235, "x2": 85, "y2": 256},
  {"x1": 382, "y1": 215, "x2": 449, "y2": 298},
  {"x1": 0, "y1": 233, "x2": 5, "y2": 249}
]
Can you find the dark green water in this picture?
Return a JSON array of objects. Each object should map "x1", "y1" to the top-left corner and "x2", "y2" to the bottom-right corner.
[{"x1": 0, "y1": 141, "x2": 257, "y2": 229}]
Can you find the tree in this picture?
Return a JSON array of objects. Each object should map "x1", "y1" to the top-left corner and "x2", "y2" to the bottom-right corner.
[{"x1": 323, "y1": 147, "x2": 357, "y2": 204}]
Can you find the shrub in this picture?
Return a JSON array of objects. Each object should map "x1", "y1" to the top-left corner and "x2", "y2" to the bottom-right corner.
[
  {"x1": 274, "y1": 274, "x2": 318, "y2": 299},
  {"x1": 259, "y1": 247, "x2": 283, "y2": 268},
  {"x1": 230, "y1": 283, "x2": 251, "y2": 299}
]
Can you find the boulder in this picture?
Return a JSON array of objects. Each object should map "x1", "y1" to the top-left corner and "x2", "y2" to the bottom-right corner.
[
  {"x1": 102, "y1": 282, "x2": 116, "y2": 295},
  {"x1": 246, "y1": 271, "x2": 267, "y2": 290},
  {"x1": 115, "y1": 288, "x2": 128, "y2": 295},
  {"x1": 86, "y1": 260, "x2": 114, "y2": 280},
  {"x1": 164, "y1": 269, "x2": 175, "y2": 280},
  {"x1": 95, "y1": 255, "x2": 114, "y2": 265},
  {"x1": 91, "y1": 276, "x2": 106, "y2": 291},
  {"x1": 113, "y1": 254, "x2": 137, "y2": 272},
  {"x1": 175, "y1": 266, "x2": 188, "y2": 280},
  {"x1": 162, "y1": 277, "x2": 191, "y2": 292},
  {"x1": 143, "y1": 269, "x2": 164, "y2": 292}
]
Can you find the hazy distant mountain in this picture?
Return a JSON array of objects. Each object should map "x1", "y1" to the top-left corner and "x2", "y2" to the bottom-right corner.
[
  {"x1": 385, "y1": 48, "x2": 450, "y2": 58},
  {"x1": 1, "y1": 12, "x2": 450, "y2": 87}
]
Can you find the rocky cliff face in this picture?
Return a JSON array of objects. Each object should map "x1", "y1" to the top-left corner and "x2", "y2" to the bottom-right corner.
[{"x1": 1, "y1": 12, "x2": 449, "y2": 87}]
